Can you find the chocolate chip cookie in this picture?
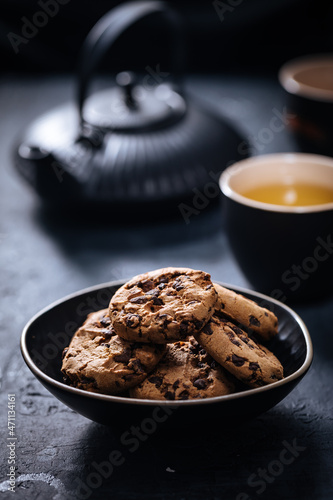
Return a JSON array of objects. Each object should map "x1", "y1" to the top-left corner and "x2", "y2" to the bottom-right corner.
[
  {"x1": 214, "y1": 283, "x2": 278, "y2": 341},
  {"x1": 194, "y1": 314, "x2": 283, "y2": 388},
  {"x1": 61, "y1": 309, "x2": 165, "y2": 395},
  {"x1": 109, "y1": 268, "x2": 218, "y2": 344},
  {"x1": 130, "y1": 338, "x2": 235, "y2": 400}
]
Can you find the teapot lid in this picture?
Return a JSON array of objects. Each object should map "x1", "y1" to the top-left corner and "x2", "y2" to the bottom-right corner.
[{"x1": 83, "y1": 72, "x2": 186, "y2": 131}]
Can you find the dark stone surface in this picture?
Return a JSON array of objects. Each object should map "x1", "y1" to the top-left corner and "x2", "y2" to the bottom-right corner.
[{"x1": 1, "y1": 75, "x2": 333, "y2": 499}]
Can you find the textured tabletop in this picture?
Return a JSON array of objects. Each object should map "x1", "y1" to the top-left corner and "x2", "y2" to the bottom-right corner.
[{"x1": 0, "y1": 74, "x2": 332, "y2": 500}]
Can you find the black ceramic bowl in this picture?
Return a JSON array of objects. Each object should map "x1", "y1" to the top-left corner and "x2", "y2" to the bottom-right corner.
[
  {"x1": 21, "y1": 280, "x2": 313, "y2": 428},
  {"x1": 220, "y1": 153, "x2": 333, "y2": 301}
]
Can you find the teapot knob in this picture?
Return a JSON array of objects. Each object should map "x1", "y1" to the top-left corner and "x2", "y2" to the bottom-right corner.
[{"x1": 116, "y1": 71, "x2": 138, "y2": 110}]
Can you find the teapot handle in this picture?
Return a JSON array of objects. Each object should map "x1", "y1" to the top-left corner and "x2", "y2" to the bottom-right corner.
[{"x1": 77, "y1": 1, "x2": 184, "y2": 121}]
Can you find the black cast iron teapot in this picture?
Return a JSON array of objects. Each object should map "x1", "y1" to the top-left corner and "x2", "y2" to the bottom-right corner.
[{"x1": 15, "y1": 1, "x2": 246, "y2": 214}]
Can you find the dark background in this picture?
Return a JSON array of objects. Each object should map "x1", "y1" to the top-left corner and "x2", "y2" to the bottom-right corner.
[{"x1": 1, "y1": 0, "x2": 333, "y2": 74}]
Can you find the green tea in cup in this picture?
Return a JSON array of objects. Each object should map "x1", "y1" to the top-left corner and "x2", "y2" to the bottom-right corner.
[{"x1": 241, "y1": 182, "x2": 333, "y2": 207}]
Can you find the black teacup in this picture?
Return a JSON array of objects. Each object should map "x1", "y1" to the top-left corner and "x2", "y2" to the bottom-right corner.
[{"x1": 219, "y1": 153, "x2": 333, "y2": 302}]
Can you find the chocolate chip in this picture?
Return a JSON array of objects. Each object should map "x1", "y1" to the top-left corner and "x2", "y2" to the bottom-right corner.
[
  {"x1": 225, "y1": 329, "x2": 241, "y2": 347},
  {"x1": 214, "y1": 309, "x2": 226, "y2": 319},
  {"x1": 205, "y1": 284, "x2": 213, "y2": 289},
  {"x1": 173, "y1": 380, "x2": 180, "y2": 390},
  {"x1": 164, "y1": 391, "x2": 175, "y2": 400},
  {"x1": 193, "y1": 378, "x2": 207, "y2": 389},
  {"x1": 148, "y1": 376, "x2": 163, "y2": 387},
  {"x1": 249, "y1": 315, "x2": 261, "y2": 327},
  {"x1": 249, "y1": 362, "x2": 260, "y2": 371},
  {"x1": 209, "y1": 359, "x2": 218, "y2": 369},
  {"x1": 130, "y1": 296, "x2": 148, "y2": 304},
  {"x1": 179, "y1": 390, "x2": 189, "y2": 400},
  {"x1": 189, "y1": 344, "x2": 200, "y2": 355},
  {"x1": 179, "y1": 320, "x2": 189, "y2": 335},
  {"x1": 62, "y1": 348, "x2": 68, "y2": 358},
  {"x1": 193, "y1": 319, "x2": 203, "y2": 330},
  {"x1": 114, "y1": 350, "x2": 131, "y2": 363},
  {"x1": 80, "y1": 376, "x2": 97, "y2": 387},
  {"x1": 130, "y1": 359, "x2": 145, "y2": 373},
  {"x1": 102, "y1": 330, "x2": 114, "y2": 339},
  {"x1": 152, "y1": 297, "x2": 164, "y2": 306},
  {"x1": 230, "y1": 325, "x2": 244, "y2": 337},
  {"x1": 158, "y1": 283, "x2": 167, "y2": 290},
  {"x1": 202, "y1": 322, "x2": 213, "y2": 335},
  {"x1": 231, "y1": 354, "x2": 246, "y2": 367},
  {"x1": 138, "y1": 280, "x2": 155, "y2": 292},
  {"x1": 100, "y1": 315, "x2": 111, "y2": 327},
  {"x1": 158, "y1": 314, "x2": 172, "y2": 328},
  {"x1": 158, "y1": 277, "x2": 169, "y2": 284},
  {"x1": 101, "y1": 343, "x2": 110, "y2": 348},
  {"x1": 173, "y1": 279, "x2": 184, "y2": 292},
  {"x1": 126, "y1": 314, "x2": 141, "y2": 328}
]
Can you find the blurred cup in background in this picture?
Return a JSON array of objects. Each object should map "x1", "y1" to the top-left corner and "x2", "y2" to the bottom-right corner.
[{"x1": 279, "y1": 54, "x2": 333, "y2": 157}]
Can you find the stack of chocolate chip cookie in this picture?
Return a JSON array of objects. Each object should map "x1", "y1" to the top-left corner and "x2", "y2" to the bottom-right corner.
[{"x1": 61, "y1": 267, "x2": 284, "y2": 400}]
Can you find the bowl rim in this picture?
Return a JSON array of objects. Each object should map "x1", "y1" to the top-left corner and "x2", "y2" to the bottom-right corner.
[
  {"x1": 20, "y1": 279, "x2": 313, "y2": 407},
  {"x1": 219, "y1": 152, "x2": 333, "y2": 214},
  {"x1": 279, "y1": 53, "x2": 333, "y2": 102}
]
